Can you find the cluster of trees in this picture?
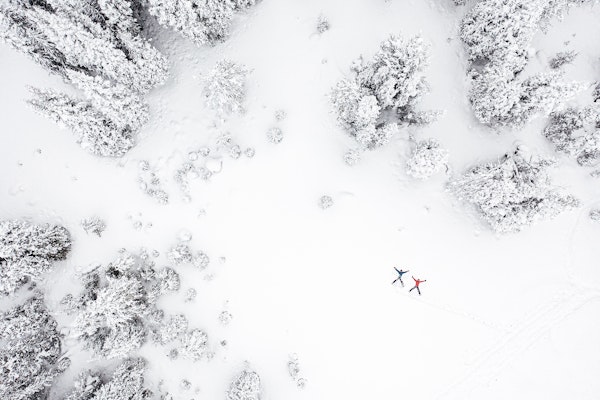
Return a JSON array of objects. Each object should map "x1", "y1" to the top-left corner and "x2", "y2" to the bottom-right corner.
[
  {"x1": 459, "y1": 0, "x2": 585, "y2": 127},
  {"x1": 448, "y1": 146, "x2": 579, "y2": 233},
  {"x1": 331, "y1": 35, "x2": 439, "y2": 154},
  {"x1": 0, "y1": 0, "x2": 259, "y2": 156}
]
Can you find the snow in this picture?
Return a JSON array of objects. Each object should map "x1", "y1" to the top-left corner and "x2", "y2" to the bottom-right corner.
[{"x1": 1, "y1": 0, "x2": 600, "y2": 399}]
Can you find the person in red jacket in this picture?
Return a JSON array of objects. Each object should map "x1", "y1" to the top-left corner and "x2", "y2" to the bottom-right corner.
[{"x1": 409, "y1": 276, "x2": 426, "y2": 295}]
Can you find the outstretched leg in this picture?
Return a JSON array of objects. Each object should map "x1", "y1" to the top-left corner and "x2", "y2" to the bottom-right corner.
[
  {"x1": 392, "y1": 278, "x2": 399, "y2": 285},
  {"x1": 417, "y1": 287, "x2": 421, "y2": 295},
  {"x1": 409, "y1": 286, "x2": 416, "y2": 293},
  {"x1": 400, "y1": 278, "x2": 404, "y2": 287}
]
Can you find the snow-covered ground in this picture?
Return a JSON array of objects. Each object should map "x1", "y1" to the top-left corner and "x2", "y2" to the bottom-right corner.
[{"x1": 1, "y1": 0, "x2": 600, "y2": 399}]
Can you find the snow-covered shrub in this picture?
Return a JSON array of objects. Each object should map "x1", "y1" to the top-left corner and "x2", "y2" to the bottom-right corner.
[
  {"x1": 204, "y1": 60, "x2": 249, "y2": 115},
  {"x1": 543, "y1": 107, "x2": 600, "y2": 166},
  {"x1": 0, "y1": 219, "x2": 71, "y2": 296},
  {"x1": 406, "y1": 138, "x2": 449, "y2": 180},
  {"x1": 590, "y1": 209, "x2": 600, "y2": 222},
  {"x1": 64, "y1": 358, "x2": 152, "y2": 400},
  {"x1": 0, "y1": 295, "x2": 70, "y2": 400},
  {"x1": 81, "y1": 217, "x2": 107, "y2": 237},
  {"x1": 68, "y1": 250, "x2": 178, "y2": 359},
  {"x1": 151, "y1": 314, "x2": 188, "y2": 345},
  {"x1": 266, "y1": 127, "x2": 284, "y2": 144},
  {"x1": 227, "y1": 370, "x2": 261, "y2": 400},
  {"x1": 448, "y1": 146, "x2": 579, "y2": 233},
  {"x1": 0, "y1": 0, "x2": 168, "y2": 156},
  {"x1": 178, "y1": 328, "x2": 209, "y2": 361},
  {"x1": 593, "y1": 83, "x2": 600, "y2": 103},
  {"x1": 331, "y1": 35, "x2": 438, "y2": 152},
  {"x1": 459, "y1": 0, "x2": 585, "y2": 127},
  {"x1": 168, "y1": 243, "x2": 194, "y2": 265},
  {"x1": 319, "y1": 195, "x2": 333, "y2": 209},
  {"x1": 549, "y1": 50, "x2": 577, "y2": 69},
  {"x1": 145, "y1": 0, "x2": 258, "y2": 46},
  {"x1": 317, "y1": 15, "x2": 330, "y2": 33}
]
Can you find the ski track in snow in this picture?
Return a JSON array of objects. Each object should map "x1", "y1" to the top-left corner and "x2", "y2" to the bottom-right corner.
[{"x1": 436, "y1": 285, "x2": 600, "y2": 400}]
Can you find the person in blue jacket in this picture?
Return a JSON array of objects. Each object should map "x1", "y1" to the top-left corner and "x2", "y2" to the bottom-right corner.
[{"x1": 392, "y1": 267, "x2": 409, "y2": 287}]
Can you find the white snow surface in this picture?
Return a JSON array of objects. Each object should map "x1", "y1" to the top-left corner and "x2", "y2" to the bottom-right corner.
[{"x1": 1, "y1": 1, "x2": 600, "y2": 399}]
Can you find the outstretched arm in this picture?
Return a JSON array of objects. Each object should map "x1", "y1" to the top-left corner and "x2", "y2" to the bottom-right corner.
[{"x1": 395, "y1": 267, "x2": 401, "y2": 273}]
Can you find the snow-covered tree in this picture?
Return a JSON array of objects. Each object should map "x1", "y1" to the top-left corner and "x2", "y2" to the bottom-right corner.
[
  {"x1": 0, "y1": 295, "x2": 70, "y2": 400},
  {"x1": 543, "y1": 107, "x2": 600, "y2": 166},
  {"x1": 406, "y1": 138, "x2": 449, "y2": 180},
  {"x1": 469, "y1": 66, "x2": 584, "y2": 127},
  {"x1": 64, "y1": 358, "x2": 152, "y2": 400},
  {"x1": 448, "y1": 146, "x2": 579, "y2": 233},
  {"x1": 150, "y1": 314, "x2": 188, "y2": 345},
  {"x1": 459, "y1": 0, "x2": 586, "y2": 127},
  {"x1": 144, "y1": 0, "x2": 258, "y2": 46},
  {"x1": 0, "y1": 219, "x2": 71, "y2": 296},
  {"x1": 226, "y1": 370, "x2": 261, "y2": 400},
  {"x1": 0, "y1": 0, "x2": 168, "y2": 156},
  {"x1": 68, "y1": 250, "x2": 179, "y2": 359},
  {"x1": 331, "y1": 35, "x2": 438, "y2": 152},
  {"x1": 204, "y1": 59, "x2": 249, "y2": 115},
  {"x1": 0, "y1": 0, "x2": 168, "y2": 92}
]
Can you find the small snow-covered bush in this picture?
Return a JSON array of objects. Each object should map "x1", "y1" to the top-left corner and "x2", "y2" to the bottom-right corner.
[
  {"x1": 0, "y1": 219, "x2": 71, "y2": 296},
  {"x1": 331, "y1": 35, "x2": 438, "y2": 153},
  {"x1": 81, "y1": 217, "x2": 107, "y2": 237},
  {"x1": 64, "y1": 358, "x2": 152, "y2": 400},
  {"x1": 0, "y1": 295, "x2": 70, "y2": 400},
  {"x1": 227, "y1": 370, "x2": 261, "y2": 400},
  {"x1": 145, "y1": 0, "x2": 258, "y2": 46},
  {"x1": 448, "y1": 146, "x2": 579, "y2": 233},
  {"x1": 406, "y1": 138, "x2": 449, "y2": 180},
  {"x1": 204, "y1": 60, "x2": 249, "y2": 115},
  {"x1": 151, "y1": 314, "x2": 188, "y2": 345},
  {"x1": 544, "y1": 107, "x2": 600, "y2": 167},
  {"x1": 549, "y1": 50, "x2": 577, "y2": 69},
  {"x1": 178, "y1": 328, "x2": 209, "y2": 361}
]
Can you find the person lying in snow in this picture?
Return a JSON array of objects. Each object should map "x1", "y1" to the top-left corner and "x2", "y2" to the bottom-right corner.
[
  {"x1": 409, "y1": 276, "x2": 426, "y2": 295},
  {"x1": 392, "y1": 268, "x2": 409, "y2": 286}
]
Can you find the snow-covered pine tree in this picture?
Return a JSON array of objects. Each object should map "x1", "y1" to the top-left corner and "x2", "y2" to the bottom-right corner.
[
  {"x1": 0, "y1": 219, "x2": 71, "y2": 296},
  {"x1": 29, "y1": 72, "x2": 149, "y2": 157},
  {"x1": 144, "y1": 0, "x2": 258, "y2": 46},
  {"x1": 0, "y1": 295, "x2": 70, "y2": 400},
  {"x1": 543, "y1": 107, "x2": 600, "y2": 166},
  {"x1": 68, "y1": 250, "x2": 179, "y2": 359},
  {"x1": 64, "y1": 358, "x2": 152, "y2": 400},
  {"x1": 459, "y1": 0, "x2": 585, "y2": 127},
  {"x1": 0, "y1": 0, "x2": 168, "y2": 92},
  {"x1": 448, "y1": 146, "x2": 579, "y2": 233},
  {"x1": 331, "y1": 34, "x2": 438, "y2": 152},
  {"x1": 0, "y1": 0, "x2": 168, "y2": 156},
  {"x1": 204, "y1": 59, "x2": 249, "y2": 115}
]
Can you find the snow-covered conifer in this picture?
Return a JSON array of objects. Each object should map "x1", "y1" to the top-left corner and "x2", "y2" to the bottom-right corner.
[
  {"x1": 448, "y1": 146, "x2": 579, "y2": 233},
  {"x1": 0, "y1": 219, "x2": 71, "y2": 296},
  {"x1": 178, "y1": 328, "x2": 209, "y2": 361},
  {"x1": 204, "y1": 59, "x2": 249, "y2": 115},
  {"x1": 331, "y1": 35, "x2": 437, "y2": 153},
  {"x1": 0, "y1": 0, "x2": 168, "y2": 156},
  {"x1": 226, "y1": 370, "x2": 261, "y2": 400},
  {"x1": 145, "y1": 0, "x2": 258, "y2": 46},
  {"x1": 543, "y1": 107, "x2": 600, "y2": 166},
  {"x1": 0, "y1": 295, "x2": 70, "y2": 400},
  {"x1": 150, "y1": 314, "x2": 188, "y2": 345},
  {"x1": 65, "y1": 358, "x2": 152, "y2": 400},
  {"x1": 406, "y1": 138, "x2": 449, "y2": 180},
  {"x1": 459, "y1": 0, "x2": 586, "y2": 127},
  {"x1": 69, "y1": 251, "x2": 176, "y2": 359}
]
